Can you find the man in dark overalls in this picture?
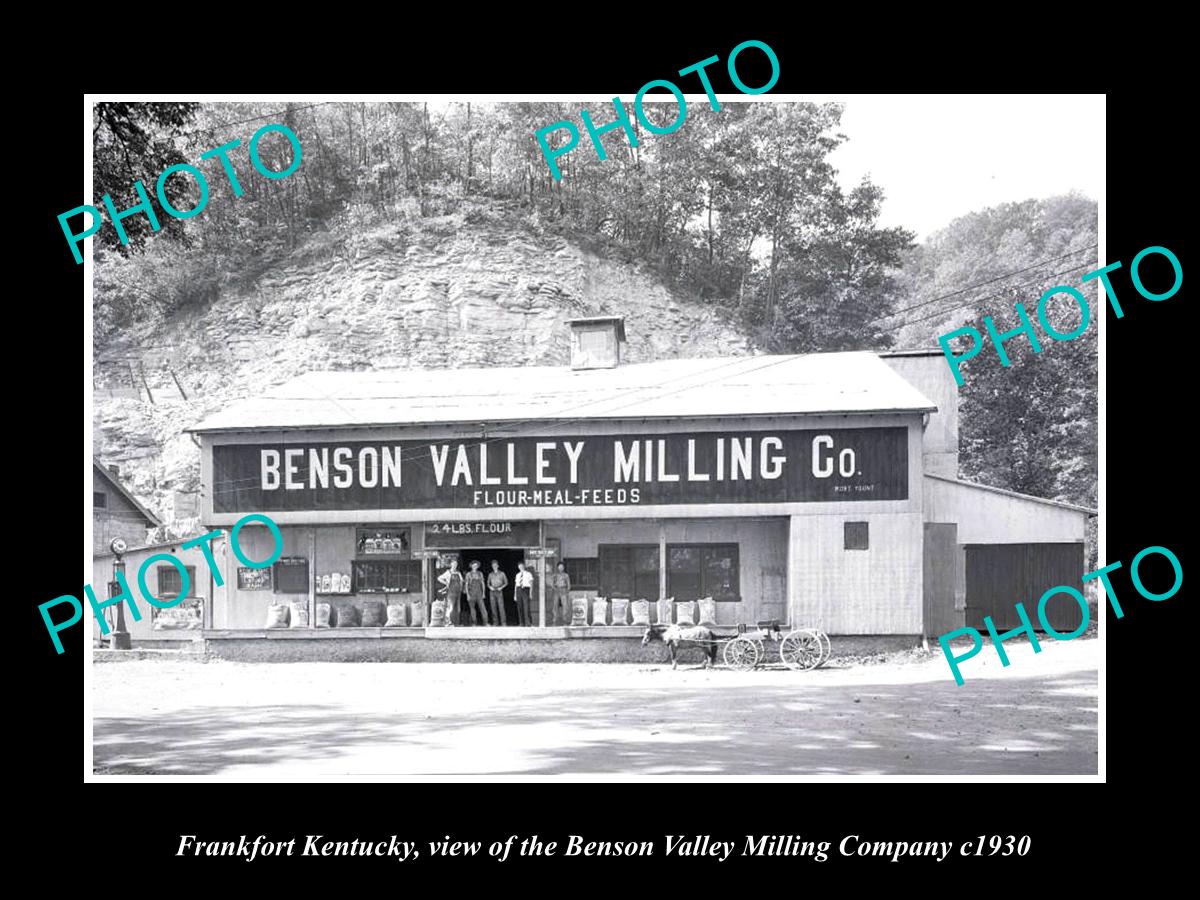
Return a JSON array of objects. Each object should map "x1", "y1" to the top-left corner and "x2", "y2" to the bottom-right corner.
[{"x1": 464, "y1": 560, "x2": 489, "y2": 626}]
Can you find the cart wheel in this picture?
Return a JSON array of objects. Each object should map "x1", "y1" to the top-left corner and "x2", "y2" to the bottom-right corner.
[
  {"x1": 814, "y1": 630, "x2": 832, "y2": 666},
  {"x1": 779, "y1": 630, "x2": 823, "y2": 670},
  {"x1": 723, "y1": 636, "x2": 761, "y2": 670},
  {"x1": 800, "y1": 628, "x2": 832, "y2": 667}
]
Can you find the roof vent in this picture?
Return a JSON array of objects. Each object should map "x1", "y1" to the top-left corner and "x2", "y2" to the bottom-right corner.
[{"x1": 567, "y1": 316, "x2": 626, "y2": 370}]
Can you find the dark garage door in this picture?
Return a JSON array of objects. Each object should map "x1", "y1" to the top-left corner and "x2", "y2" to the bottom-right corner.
[{"x1": 965, "y1": 543, "x2": 1085, "y2": 632}]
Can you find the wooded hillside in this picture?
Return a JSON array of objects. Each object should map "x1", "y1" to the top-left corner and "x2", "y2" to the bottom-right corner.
[{"x1": 92, "y1": 101, "x2": 912, "y2": 356}]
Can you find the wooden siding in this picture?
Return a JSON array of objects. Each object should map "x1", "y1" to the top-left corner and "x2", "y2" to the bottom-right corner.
[
  {"x1": 91, "y1": 540, "x2": 219, "y2": 642},
  {"x1": 882, "y1": 354, "x2": 959, "y2": 479},
  {"x1": 789, "y1": 512, "x2": 924, "y2": 634},
  {"x1": 924, "y1": 523, "x2": 962, "y2": 636},
  {"x1": 964, "y1": 543, "x2": 1086, "y2": 632},
  {"x1": 924, "y1": 476, "x2": 1088, "y2": 543}
]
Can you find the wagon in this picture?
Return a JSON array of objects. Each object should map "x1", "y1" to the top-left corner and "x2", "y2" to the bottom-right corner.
[{"x1": 721, "y1": 620, "x2": 831, "y2": 671}]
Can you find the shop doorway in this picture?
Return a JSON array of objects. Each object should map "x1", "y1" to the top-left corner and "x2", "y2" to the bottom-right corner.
[{"x1": 453, "y1": 548, "x2": 528, "y2": 626}]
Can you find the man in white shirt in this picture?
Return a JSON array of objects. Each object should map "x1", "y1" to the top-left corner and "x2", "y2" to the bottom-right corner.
[{"x1": 514, "y1": 561, "x2": 535, "y2": 627}]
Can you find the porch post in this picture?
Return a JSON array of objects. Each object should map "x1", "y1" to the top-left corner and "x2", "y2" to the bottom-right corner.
[
  {"x1": 537, "y1": 520, "x2": 546, "y2": 627},
  {"x1": 308, "y1": 528, "x2": 317, "y2": 628},
  {"x1": 658, "y1": 521, "x2": 667, "y2": 601}
]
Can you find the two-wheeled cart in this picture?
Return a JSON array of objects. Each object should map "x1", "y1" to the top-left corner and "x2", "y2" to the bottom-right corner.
[{"x1": 721, "y1": 620, "x2": 831, "y2": 671}]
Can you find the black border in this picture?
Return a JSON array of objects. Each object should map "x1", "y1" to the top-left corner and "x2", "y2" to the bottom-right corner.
[{"x1": 23, "y1": 27, "x2": 1190, "y2": 882}]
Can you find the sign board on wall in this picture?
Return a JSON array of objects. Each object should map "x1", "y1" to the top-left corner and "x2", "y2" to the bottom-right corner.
[
  {"x1": 236, "y1": 567, "x2": 272, "y2": 590},
  {"x1": 211, "y1": 427, "x2": 908, "y2": 512},
  {"x1": 152, "y1": 598, "x2": 203, "y2": 630},
  {"x1": 424, "y1": 521, "x2": 540, "y2": 548}
]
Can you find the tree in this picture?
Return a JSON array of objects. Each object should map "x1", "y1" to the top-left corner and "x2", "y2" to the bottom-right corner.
[
  {"x1": 92, "y1": 102, "x2": 199, "y2": 252},
  {"x1": 770, "y1": 180, "x2": 914, "y2": 352},
  {"x1": 91, "y1": 100, "x2": 919, "y2": 363},
  {"x1": 892, "y1": 194, "x2": 1099, "y2": 512}
]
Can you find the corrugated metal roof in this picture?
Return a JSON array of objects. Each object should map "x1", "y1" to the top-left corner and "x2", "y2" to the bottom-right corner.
[{"x1": 188, "y1": 352, "x2": 938, "y2": 433}]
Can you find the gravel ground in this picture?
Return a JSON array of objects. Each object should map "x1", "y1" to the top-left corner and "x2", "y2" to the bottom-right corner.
[{"x1": 91, "y1": 636, "x2": 1099, "y2": 777}]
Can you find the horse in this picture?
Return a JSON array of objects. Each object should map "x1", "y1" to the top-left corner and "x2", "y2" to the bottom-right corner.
[{"x1": 641, "y1": 624, "x2": 718, "y2": 670}]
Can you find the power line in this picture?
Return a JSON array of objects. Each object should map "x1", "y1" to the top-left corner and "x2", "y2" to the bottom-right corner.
[
  {"x1": 506, "y1": 260, "x2": 1103, "y2": 429},
  {"x1": 869, "y1": 243, "x2": 1098, "y2": 325},
  {"x1": 96, "y1": 244, "x2": 1102, "y2": 367},
  {"x1": 397, "y1": 353, "x2": 806, "y2": 469},
  {"x1": 105, "y1": 242, "x2": 1106, "y2": 491},
  {"x1": 126, "y1": 249, "x2": 1106, "y2": 492},
  {"x1": 206, "y1": 349, "x2": 877, "y2": 495},
  {"x1": 206, "y1": 354, "x2": 811, "y2": 490},
  {"x1": 876, "y1": 262, "x2": 1097, "y2": 337},
  {"x1": 208, "y1": 355, "x2": 774, "y2": 489}
]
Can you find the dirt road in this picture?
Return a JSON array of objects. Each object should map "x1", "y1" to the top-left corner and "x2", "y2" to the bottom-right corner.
[{"x1": 91, "y1": 637, "x2": 1098, "y2": 776}]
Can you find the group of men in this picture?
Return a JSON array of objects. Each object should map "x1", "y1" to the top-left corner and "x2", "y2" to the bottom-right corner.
[{"x1": 435, "y1": 558, "x2": 573, "y2": 626}]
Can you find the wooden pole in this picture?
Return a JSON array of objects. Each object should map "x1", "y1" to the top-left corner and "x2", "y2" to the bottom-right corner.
[
  {"x1": 309, "y1": 528, "x2": 317, "y2": 630},
  {"x1": 658, "y1": 521, "x2": 667, "y2": 602},
  {"x1": 537, "y1": 521, "x2": 546, "y2": 628},
  {"x1": 169, "y1": 366, "x2": 189, "y2": 401},
  {"x1": 421, "y1": 538, "x2": 431, "y2": 629},
  {"x1": 139, "y1": 363, "x2": 155, "y2": 404}
]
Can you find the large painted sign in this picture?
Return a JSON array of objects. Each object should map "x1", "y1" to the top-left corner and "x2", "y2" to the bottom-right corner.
[{"x1": 211, "y1": 427, "x2": 908, "y2": 512}]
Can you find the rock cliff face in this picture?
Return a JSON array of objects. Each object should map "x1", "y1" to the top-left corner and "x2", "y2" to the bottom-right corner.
[{"x1": 93, "y1": 213, "x2": 757, "y2": 534}]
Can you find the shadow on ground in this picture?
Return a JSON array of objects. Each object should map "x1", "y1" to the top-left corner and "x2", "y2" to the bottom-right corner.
[{"x1": 94, "y1": 666, "x2": 1097, "y2": 776}]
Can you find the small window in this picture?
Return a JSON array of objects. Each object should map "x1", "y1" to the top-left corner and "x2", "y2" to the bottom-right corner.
[
  {"x1": 845, "y1": 521, "x2": 869, "y2": 551},
  {"x1": 157, "y1": 565, "x2": 196, "y2": 601},
  {"x1": 564, "y1": 557, "x2": 599, "y2": 590},
  {"x1": 93, "y1": 491, "x2": 107, "y2": 509}
]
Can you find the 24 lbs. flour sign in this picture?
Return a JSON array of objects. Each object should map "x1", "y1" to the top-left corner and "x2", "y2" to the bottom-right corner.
[{"x1": 211, "y1": 427, "x2": 908, "y2": 512}]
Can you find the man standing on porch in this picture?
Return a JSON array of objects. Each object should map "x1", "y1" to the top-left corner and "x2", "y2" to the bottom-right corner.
[
  {"x1": 514, "y1": 560, "x2": 534, "y2": 627},
  {"x1": 464, "y1": 560, "x2": 488, "y2": 626},
  {"x1": 437, "y1": 559, "x2": 465, "y2": 627},
  {"x1": 487, "y1": 560, "x2": 509, "y2": 626},
  {"x1": 550, "y1": 562, "x2": 571, "y2": 626}
]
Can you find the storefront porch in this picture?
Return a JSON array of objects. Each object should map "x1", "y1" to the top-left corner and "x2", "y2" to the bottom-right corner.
[{"x1": 195, "y1": 627, "x2": 919, "y2": 663}]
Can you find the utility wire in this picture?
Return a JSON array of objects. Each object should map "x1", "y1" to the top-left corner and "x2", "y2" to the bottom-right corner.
[
  {"x1": 207, "y1": 350, "x2": 867, "y2": 493},
  {"x1": 96, "y1": 244, "x2": 1103, "y2": 364},
  {"x1": 131, "y1": 249, "x2": 1105, "y2": 492},
  {"x1": 869, "y1": 243, "x2": 1098, "y2": 324},
  {"x1": 106, "y1": 241, "x2": 1106, "y2": 491},
  {"x1": 875, "y1": 262, "x2": 1097, "y2": 336},
  {"x1": 208, "y1": 355, "x2": 776, "y2": 489}
]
